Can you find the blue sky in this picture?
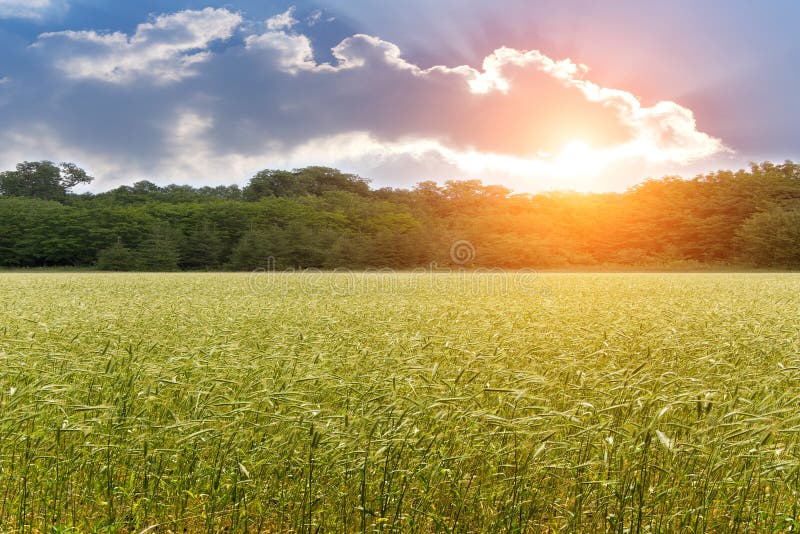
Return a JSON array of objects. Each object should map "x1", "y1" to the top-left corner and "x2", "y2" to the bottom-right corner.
[{"x1": 0, "y1": 0, "x2": 798, "y2": 192}]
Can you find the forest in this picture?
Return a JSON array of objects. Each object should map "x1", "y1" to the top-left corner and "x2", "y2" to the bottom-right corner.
[{"x1": 1, "y1": 160, "x2": 800, "y2": 270}]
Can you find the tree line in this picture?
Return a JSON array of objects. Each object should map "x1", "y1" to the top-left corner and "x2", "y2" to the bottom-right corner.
[{"x1": 2, "y1": 160, "x2": 800, "y2": 270}]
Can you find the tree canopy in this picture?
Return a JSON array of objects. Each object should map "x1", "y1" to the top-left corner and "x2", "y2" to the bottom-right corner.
[
  {"x1": 0, "y1": 161, "x2": 93, "y2": 201},
  {"x1": 2, "y1": 160, "x2": 800, "y2": 270}
]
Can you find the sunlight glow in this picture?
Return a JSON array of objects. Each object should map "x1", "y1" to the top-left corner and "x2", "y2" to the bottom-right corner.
[{"x1": 553, "y1": 139, "x2": 595, "y2": 176}]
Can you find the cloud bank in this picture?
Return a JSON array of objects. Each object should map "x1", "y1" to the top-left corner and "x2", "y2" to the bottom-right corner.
[
  {"x1": 36, "y1": 8, "x2": 242, "y2": 83},
  {"x1": 0, "y1": 0, "x2": 61, "y2": 19},
  {"x1": 0, "y1": 6, "x2": 728, "y2": 192}
]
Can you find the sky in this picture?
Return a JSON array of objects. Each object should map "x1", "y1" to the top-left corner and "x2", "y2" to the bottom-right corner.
[{"x1": 0, "y1": 0, "x2": 798, "y2": 193}]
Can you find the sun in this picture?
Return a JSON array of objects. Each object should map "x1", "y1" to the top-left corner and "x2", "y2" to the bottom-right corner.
[{"x1": 549, "y1": 139, "x2": 604, "y2": 189}]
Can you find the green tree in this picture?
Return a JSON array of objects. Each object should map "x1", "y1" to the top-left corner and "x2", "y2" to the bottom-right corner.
[
  {"x1": 244, "y1": 170, "x2": 304, "y2": 200},
  {"x1": 136, "y1": 228, "x2": 181, "y2": 271},
  {"x1": 298, "y1": 166, "x2": 370, "y2": 197},
  {"x1": 96, "y1": 240, "x2": 137, "y2": 271},
  {"x1": 736, "y1": 206, "x2": 800, "y2": 267},
  {"x1": 243, "y1": 167, "x2": 371, "y2": 200},
  {"x1": 228, "y1": 226, "x2": 290, "y2": 270},
  {"x1": 0, "y1": 161, "x2": 93, "y2": 201},
  {"x1": 0, "y1": 197, "x2": 100, "y2": 266},
  {"x1": 180, "y1": 223, "x2": 224, "y2": 270}
]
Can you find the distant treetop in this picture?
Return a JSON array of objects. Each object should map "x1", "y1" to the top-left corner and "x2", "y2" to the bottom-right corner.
[{"x1": 0, "y1": 161, "x2": 93, "y2": 201}]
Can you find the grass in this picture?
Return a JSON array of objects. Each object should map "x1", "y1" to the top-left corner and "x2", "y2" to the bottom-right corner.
[{"x1": 1, "y1": 272, "x2": 800, "y2": 532}]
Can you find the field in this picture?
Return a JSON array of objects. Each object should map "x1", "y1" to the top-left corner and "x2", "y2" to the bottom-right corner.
[{"x1": 1, "y1": 272, "x2": 800, "y2": 532}]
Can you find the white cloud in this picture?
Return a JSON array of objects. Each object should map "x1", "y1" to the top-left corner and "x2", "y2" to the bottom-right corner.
[
  {"x1": 244, "y1": 28, "x2": 725, "y2": 166},
  {"x1": 36, "y1": 7, "x2": 242, "y2": 83},
  {"x1": 245, "y1": 31, "x2": 318, "y2": 74},
  {"x1": 266, "y1": 7, "x2": 298, "y2": 30},
  {"x1": 307, "y1": 10, "x2": 322, "y2": 27},
  {"x1": 464, "y1": 47, "x2": 726, "y2": 163},
  {"x1": 245, "y1": 9, "x2": 342, "y2": 75},
  {"x1": 246, "y1": 30, "x2": 467, "y2": 75},
  {"x1": 0, "y1": 0, "x2": 61, "y2": 19}
]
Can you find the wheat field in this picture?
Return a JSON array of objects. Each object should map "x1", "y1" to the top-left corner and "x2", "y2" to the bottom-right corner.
[{"x1": 1, "y1": 272, "x2": 799, "y2": 532}]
